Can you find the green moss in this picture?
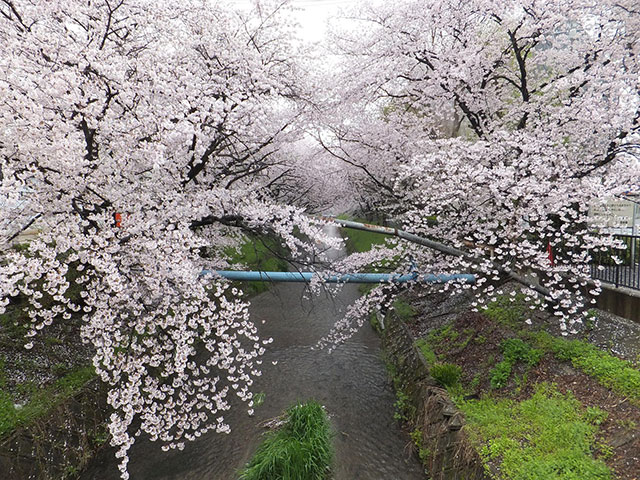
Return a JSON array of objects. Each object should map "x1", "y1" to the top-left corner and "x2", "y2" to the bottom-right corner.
[
  {"x1": 529, "y1": 331, "x2": 640, "y2": 403},
  {"x1": 482, "y1": 293, "x2": 529, "y2": 327},
  {"x1": 239, "y1": 401, "x2": 333, "y2": 480},
  {"x1": 0, "y1": 365, "x2": 96, "y2": 438},
  {"x1": 414, "y1": 338, "x2": 437, "y2": 365},
  {"x1": 392, "y1": 299, "x2": 416, "y2": 321},
  {"x1": 460, "y1": 384, "x2": 611, "y2": 480}
]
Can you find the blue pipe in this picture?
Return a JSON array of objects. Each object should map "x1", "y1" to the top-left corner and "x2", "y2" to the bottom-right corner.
[{"x1": 202, "y1": 270, "x2": 476, "y2": 284}]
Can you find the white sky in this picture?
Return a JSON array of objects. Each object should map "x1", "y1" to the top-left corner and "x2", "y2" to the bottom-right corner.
[{"x1": 229, "y1": 0, "x2": 359, "y2": 43}]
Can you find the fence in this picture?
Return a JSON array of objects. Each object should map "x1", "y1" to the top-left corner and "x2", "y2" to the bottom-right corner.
[{"x1": 590, "y1": 234, "x2": 640, "y2": 290}]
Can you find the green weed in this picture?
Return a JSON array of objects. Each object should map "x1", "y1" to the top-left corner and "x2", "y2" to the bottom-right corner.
[
  {"x1": 393, "y1": 390, "x2": 415, "y2": 422},
  {"x1": 530, "y1": 331, "x2": 640, "y2": 402},
  {"x1": 482, "y1": 293, "x2": 529, "y2": 327},
  {"x1": 410, "y1": 428, "x2": 431, "y2": 464},
  {"x1": 490, "y1": 339, "x2": 542, "y2": 389},
  {"x1": 427, "y1": 324, "x2": 459, "y2": 345},
  {"x1": 238, "y1": 401, "x2": 333, "y2": 480},
  {"x1": 460, "y1": 383, "x2": 611, "y2": 480},
  {"x1": 414, "y1": 338, "x2": 437, "y2": 365},
  {"x1": 430, "y1": 363, "x2": 462, "y2": 389}
]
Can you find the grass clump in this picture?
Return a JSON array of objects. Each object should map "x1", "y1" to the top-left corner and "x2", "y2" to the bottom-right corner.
[
  {"x1": 490, "y1": 339, "x2": 543, "y2": 389},
  {"x1": 530, "y1": 331, "x2": 640, "y2": 403},
  {"x1": 430, "y1": 363, "x2": 462, "y2": 389},
  {"x1": 460, "y1": 383, "x2": 611, "y2": 480},
  {"x1": 0, "y1": 365, "x2": 95, "y2": 438},
  {"x1": 239, "y1": 401, "x2": 333, "y2": 480}
]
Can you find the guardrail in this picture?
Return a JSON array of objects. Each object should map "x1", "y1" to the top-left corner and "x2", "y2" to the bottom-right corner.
[{"x1": 591, "y1": 234, "x2": 640, "y2": 290}]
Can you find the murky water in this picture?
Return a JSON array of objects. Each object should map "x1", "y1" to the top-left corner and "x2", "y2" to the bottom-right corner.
[{"x1": 81, "y1": 233, "x2": 426, "y2": 479}]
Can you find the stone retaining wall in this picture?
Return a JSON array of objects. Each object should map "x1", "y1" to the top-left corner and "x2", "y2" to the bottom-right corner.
[
  {"x1": 0, "y1": 380, "x2": 109, "y2": 479},
  {"x1": 380, "y1": 312, "x2": 488, "y2": 480}
]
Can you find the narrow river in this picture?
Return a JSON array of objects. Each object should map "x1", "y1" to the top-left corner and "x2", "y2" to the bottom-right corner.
[{"x1": 81, "y1": 233, "x2": 425, "y2": 479}]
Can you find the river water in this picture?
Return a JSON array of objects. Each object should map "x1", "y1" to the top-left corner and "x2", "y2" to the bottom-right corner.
[{"x1": 81, "y1": 235, "x2": 426, "y2": 479}]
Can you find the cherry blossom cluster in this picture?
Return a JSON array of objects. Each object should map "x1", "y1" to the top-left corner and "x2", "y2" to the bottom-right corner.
[
  {"x1": 0, "y1": 1, "x2": 333, "y2": 478},
  {"x1": 311, "y1": 0, "x2": 640, "y2": 336}
]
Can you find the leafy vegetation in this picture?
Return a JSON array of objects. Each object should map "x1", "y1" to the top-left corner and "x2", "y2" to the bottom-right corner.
[
  {"x1": 530, "y1": 331, "x2": 640, "y2": 403},
  {"x1": 490, "y1": 339, "x2": 543, "y2": 389},
  {"x1": 239, "y1": 401, "x2": 333, "y2": 480},
  {"x1": 0, "y1": 365, "x2": 96, "y2": 438},
  {"x1": 460, "y1": 384, "x2": 611, "y2": 480},
  {"x1": 480, "y1": 294, "x2": 640, "y2": 402},
  {"x1": 393, "y1": 389, "x2": 415, "y2": 422},
  {"x1": 410, "y1": 428, "x2": 431, "y2": 464}
]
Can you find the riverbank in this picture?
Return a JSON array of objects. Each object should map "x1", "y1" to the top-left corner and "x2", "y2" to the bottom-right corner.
[
  {"x1": 0, "y1": 233, "x2": 290, "y2": 479},
  {"x1": 0, "y1": 249, "x2": 103, "y2": 479},
  {"x1": 381, "y1": 283, "x2": 640, "y2": 480}
]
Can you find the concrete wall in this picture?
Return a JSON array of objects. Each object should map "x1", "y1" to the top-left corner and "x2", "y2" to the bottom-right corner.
[{"x1": 597, "y1": 285, "x2": 640, "y2": 323}]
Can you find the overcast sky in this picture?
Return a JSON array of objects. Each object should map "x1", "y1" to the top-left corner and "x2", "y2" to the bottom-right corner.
[{"x1": 229, "y1": 0, "x2": 359, "y2": 43}]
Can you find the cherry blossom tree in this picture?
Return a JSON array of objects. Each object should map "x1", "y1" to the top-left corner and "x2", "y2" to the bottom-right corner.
[
  {"x1": 0, "y1": 0, "x2": 335, "y2": 477},
  {"x1": 313, "y1": 0, "x2": 640, "y2": 339}
]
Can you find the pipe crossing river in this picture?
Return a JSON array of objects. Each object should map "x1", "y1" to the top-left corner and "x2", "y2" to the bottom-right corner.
[
  {"x1": 80, "y1": 226, "x2": 426, "y2": 479},
  {"x1": 208, "y1": 269, "x2": 476, "y2": 284}
]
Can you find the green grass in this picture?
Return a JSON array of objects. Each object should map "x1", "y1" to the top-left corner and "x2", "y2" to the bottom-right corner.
[
  {"x1": 224, "y1": 235, "x2": 289, "y2": 296},
  {"x1": 490, "y1": 339, "x2": 543, "y2": 389},
  {"x1": 529, "y1": 331, "x2": 640, "y2": 403},
  {"x1": 239, "y1": 401, "x2": 333, "y2": 480},
  {"x1": 481, "y1": 294, "x2": 640, "y2": 402},
  {"x1": 459, "y1": 383, "x2": 611, "y2": 480},
  {"x1": 430, "y1": 363, "x2": 462, "y2": 389},
  {"x1": 415, "y1": 338, "x2": 437, "y2": 365},
  {"x1": 0, "y1": 365, "x2": 96, "y2": 438},
  {"x1": 336, "y1": 215, "x2": 388, "y2": 254},
  {"x1": 427, "y1": 324, "x2": 460, "y2": 345}
]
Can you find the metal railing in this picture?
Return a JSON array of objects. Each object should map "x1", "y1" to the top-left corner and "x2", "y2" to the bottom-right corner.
[{"x1": 590, "y1": 234, "x2": 640, "y2": 290}]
